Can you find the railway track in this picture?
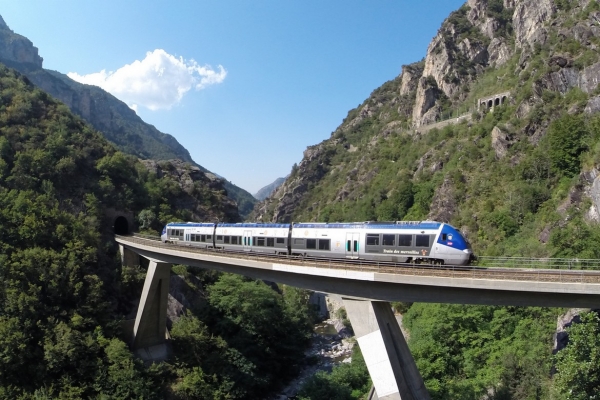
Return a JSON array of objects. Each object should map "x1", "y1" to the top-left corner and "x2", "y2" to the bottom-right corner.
[{"x1": 118, "y1": 234, "x2": 600, "y2": 285}]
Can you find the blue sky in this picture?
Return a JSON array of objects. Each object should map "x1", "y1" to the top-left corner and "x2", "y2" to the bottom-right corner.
[{"x1": 1, "y1": 0, "x2": 465, "y2": 194}]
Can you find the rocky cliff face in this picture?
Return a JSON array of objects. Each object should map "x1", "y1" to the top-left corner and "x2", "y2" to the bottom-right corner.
[
  {"x1": 254, "y1": 0, "x2": 600, "y2": 227},
  {"x1": 0, "y1": 15, "x2": 256, "y2": 219},
  {"x1": 0, "y1": 16, "x2": 43, "y2": 69},
  {"x1": 253, "y1": 176, "x2": 287, "y2": 201}
]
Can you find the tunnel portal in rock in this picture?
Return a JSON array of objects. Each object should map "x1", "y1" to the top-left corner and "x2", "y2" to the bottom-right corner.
[{"x1": 114, "y1": 216, "x2": 129, "y2": 235}]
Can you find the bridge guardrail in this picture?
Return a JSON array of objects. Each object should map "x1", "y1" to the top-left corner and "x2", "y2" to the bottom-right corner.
[{"x1": 117, "y1": 234, "x2": 600, "y2": 285}]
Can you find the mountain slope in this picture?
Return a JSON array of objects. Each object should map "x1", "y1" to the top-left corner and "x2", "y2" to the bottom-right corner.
[
  {"x1": 254, "y1": 0, "x2": 600, "y2": 237},
  {"x1": 252, "y1": 1, "x2": 600, "y2": 396},
  {"x1": 0, "y1": 14, "x2": 256, "y2": 218},
  {"x1": 253, "y1": 176, "x2": 286, "y2": 200},
  {"x1": 0, "y1": 62, "x2": 239, "y2": 397}
]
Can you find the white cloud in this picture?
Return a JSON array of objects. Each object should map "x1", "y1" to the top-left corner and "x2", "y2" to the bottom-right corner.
[{"x1": 67, "y1": 49, "x2": 227, "y2": 111}]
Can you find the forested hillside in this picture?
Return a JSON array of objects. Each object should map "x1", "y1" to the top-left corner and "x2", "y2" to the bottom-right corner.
[
  {"x1": 253, "y1": 0, "x2": 600, "y2": 398},
  {"x1": 0, "y1": 14, "x2": 257, "y2": 218},
  {"x1": 0, "y1": 64, "x2": 316, "y2": 398}
]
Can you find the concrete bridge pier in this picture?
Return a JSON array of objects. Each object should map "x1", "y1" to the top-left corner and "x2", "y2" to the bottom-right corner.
[
  {"x1": 119, "y1": 244, "x2": 140, "y2": 267},
  {"x1": 131, "y1": 260, "x2": 172, "y2": 360},
  {"x1": 119, "y1": 246, "x2": 171, "y2": 360},
  {"x1": 343, "y1": 298, "x2": 430, "y2": 400}
]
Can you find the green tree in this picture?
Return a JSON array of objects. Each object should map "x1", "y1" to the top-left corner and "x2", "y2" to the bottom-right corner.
[
  {"x1": 554, "y1": 312, "x2": 600, "y2": 399},
  {"x1": 547, "y1": 114, "x2": 587, "y2": 177}
]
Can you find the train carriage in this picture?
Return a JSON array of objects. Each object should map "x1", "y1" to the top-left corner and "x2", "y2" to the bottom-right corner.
[
  {"x1": 162, "y1": 222, "x2": 215, "y2": 248},
  {"x1": 291, "y1": 222, "x2": 358, "y2": 258},
  {"x1": 161, "y1": 220, "x2": 473, "y2": 266},
  {"x1": 215, "y1": 223, "x2": 291, "y2": 254}
]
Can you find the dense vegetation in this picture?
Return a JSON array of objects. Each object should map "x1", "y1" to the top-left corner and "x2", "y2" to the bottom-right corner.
[
  {"x1": 256, "y1": 0, "x2": 600, "y2": 397},
  {"x1": 0, "y1": 19, "x2": 257, "y2": 219},
  {"x1": 169, "y1": 272, "x2": 316, "y2": 398},
  {"x1": 0, "y1": 64, "x2": 315, "y2": 398}
]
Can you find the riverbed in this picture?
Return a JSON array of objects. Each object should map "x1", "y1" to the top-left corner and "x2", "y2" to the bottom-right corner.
[{"x1": 272, "y1": 318, "x2": 354, "y2": 399}]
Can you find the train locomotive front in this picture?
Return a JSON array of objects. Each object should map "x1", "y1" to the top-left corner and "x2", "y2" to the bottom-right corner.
[{"x1": 290, "y1": 221, "x2": 473, "y2": 265}]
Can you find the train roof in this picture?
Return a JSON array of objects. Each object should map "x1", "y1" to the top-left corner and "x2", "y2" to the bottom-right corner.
[
  {"x1": 293, "y1": 221, "x2": 443, "y2": 230},
  {"x1": 166, "y1": 222, "x2": 215, "y2": 227},
  {"x1": 218, "y1": 223, "x2": 291, "y2": 228}
]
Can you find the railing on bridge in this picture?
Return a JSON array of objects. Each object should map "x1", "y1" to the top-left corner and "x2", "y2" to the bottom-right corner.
[
  {"x1": 476, "y1": 256, "x2": 600, "y2": 270},
  {"x1": 117, "y1": 234, "x2": 600, "y2": 285}
]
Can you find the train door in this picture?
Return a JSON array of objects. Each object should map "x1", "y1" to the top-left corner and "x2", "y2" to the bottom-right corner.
[
  {"x1": 243, "y1": 230, "x2": 252, "y2": 251},
  {"x1": 345, "y1": 233, "x2": 360, "y2": 258}
]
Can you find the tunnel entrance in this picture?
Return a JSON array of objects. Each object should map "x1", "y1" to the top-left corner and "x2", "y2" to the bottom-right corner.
[{"x1": 114, "y1": 216, "x2": 129, "y2": 235}]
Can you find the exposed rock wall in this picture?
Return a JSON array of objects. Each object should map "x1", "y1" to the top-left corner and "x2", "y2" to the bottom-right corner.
[
  {"x1": 0, "y1": 16, "x2": 42, "y2": 69},
  {"x1": 0, "y1": 15, "x2": 256, "y2": 218},
  {"x1": 254, "y1": 0, "x2": 600, "y2": 223},
  {"x1": 514, "y1": 0, "x2": 555, "y2": 48}
]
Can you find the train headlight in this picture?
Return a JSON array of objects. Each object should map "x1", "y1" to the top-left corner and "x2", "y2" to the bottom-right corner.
[{"x1": 463, "y1": 249, "x2": 472, "y2": 253}]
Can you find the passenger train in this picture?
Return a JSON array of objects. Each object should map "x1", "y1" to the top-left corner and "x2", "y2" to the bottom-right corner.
[{"x1": 161, "y1": 221, "x2": 474, "y2": 266}]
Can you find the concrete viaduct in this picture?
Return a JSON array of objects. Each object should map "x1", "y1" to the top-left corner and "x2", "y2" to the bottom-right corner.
[{"x1": 116, "y1": 235, "x2": 600, "y2": 400}]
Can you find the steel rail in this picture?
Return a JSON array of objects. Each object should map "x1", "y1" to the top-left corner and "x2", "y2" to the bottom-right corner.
[{"x1": 116, "y1": 234, "x2": 600, "y2": 285}]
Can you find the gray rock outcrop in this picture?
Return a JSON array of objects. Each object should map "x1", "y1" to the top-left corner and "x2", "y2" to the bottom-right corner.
[
  {"x1": 399, "y1": 62, "x2": 424, "y2": 96},
  {"x1": 488, "y1": 38, "x2": 513, "y2": 66},
  {"x1": 554, "y1": 308, "x2": 589, "y2": 353},
  {"x1": 0, "y1": 17, "x2": 42, "y2": 69},
  {"x1": 585, "y1": 96, "x2": 600, "y2": 114},
  {"x1": 491, "y1": 126, "x2": 512, "y2": 158},
  {"x1": 512, "y1": 0, "x2": 555, "y2": 49},
  {"x1": 427, "y1": 177, "x2": 457, "y2": 223}
]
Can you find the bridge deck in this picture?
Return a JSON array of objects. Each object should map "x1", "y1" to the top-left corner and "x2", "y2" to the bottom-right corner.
[{"x1": 116, "y1": 235, "x2": 600, "y2": 308}]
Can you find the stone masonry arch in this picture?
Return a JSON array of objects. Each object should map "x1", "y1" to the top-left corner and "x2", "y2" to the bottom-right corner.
[{"x1": 478, "y1": 91, "x2": 511, "y2": 111}]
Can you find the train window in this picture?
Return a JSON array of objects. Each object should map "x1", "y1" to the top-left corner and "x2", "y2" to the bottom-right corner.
[
  {"x1": 441, "y1": 234, "x2": 447, "y2": 241},
  {"x1": 216, "y1": 235, "x2": 223, "y2": 241},
  {"x1": 416, "y1": 235, "x2": 430, "y2": 247},
  {"x1": 257, "y1": 237, "x2": 265, "y2": 246},
  {"x1": 207, "y1": 235, "x2": 212, "y2": 240},
  {"x1": 398, "y1": 235, "x2": 412, "y2": 247},
  {"x1": 267, "y1": 238, "x2": 275, "y2": 247},
  {"x1": 224, "y1": 236, "x2": 230, "y2": 244},
  {"x1": 382, "y1": 234, "x2": 395, "y2": 246},
  {"x1": 318, "y1": 239, "x2": 330, "y2": 250},
  {"x1": 366, "y1": 234, "x2": 380, "y2": 246},
  {"x1": 276, "y1": 238, "x2": 285, "y2": 244},
  {"x1": 306, "y1": 239, "x2": 317, "y2": 249},
  {"x1": 231, "y1": 236, "x2": 238, "y2": 245},
  {"x1": 201, "y1": 235, "x2": 206, "y2": 242}
]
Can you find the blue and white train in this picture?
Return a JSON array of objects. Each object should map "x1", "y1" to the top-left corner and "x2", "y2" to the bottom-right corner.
[{"x1": 161, "y1": 221, "x2": 474, "y2": 266}]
